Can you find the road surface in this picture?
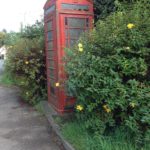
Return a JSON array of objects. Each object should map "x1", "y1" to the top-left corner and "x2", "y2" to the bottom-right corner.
[
  {"x1": 0, "y1": 68, "x2": 63, "y2": 150},
  {"x1": 0, "y1": 60, "x2": 4, "y2": 75}
]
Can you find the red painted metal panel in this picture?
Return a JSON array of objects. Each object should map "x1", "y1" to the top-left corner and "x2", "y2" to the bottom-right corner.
[{"x1": 44, "y1": 0, "x2": 93, "y2": 113}]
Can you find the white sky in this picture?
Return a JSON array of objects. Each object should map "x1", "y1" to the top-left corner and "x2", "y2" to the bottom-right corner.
[{"x1": 0, "y1": 0, "x2": 46, "y2": 32}]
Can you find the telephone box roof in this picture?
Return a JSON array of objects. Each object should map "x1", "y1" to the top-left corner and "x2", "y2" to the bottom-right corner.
[{"x1": 44, "y1": 0, "x2": 93, "y2": 10}]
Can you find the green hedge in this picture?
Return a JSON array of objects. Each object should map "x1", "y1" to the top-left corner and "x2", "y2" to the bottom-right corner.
[
  {"x1": 94, "y1": 0, "x2": 135, "y2": 21},
  {"x1": 5, "y1": 21, "x2": 47, "y2": 104},
  {"x1": 65, "y1": 0, "x2": 150, "y2": 146}
]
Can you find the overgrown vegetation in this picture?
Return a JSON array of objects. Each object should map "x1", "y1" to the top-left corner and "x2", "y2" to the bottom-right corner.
[
  {"x1": 65, "y1": 0, "x2": 150, "y2": 148},
  {"x1": 94, "y1": 0, "x2": 135, "y2": 21},
  {"x1": 61, "y1": 120, "x2": 149, "y2": 150},
  {"x1": 4, "y1": 21, "x2": 47, "y2": 104}
]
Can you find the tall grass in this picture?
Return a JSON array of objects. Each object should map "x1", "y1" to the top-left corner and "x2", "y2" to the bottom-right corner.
[{"x1": 61, "y1": 121, "x2": 149, "y2": 150}]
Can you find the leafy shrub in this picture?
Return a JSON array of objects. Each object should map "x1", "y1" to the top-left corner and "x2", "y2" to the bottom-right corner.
[
  {"x1": 65, "y1": 0, "x2": 150, "y2": 146},
  {"x1": 5, "y1": 21, "x2": 47, "y2": 104},
  {"x1": 61, "y1": 120, "x2": 146, "y2": 150},
  {"x1": 94, "y1": 0, "x2": 135, "y2": 21},
  {"x1": 94, "y1": 0, "x2": 115, "y2": 20}
]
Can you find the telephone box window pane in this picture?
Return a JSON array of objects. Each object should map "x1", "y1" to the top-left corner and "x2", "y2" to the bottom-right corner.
[
  {"x1": 49, "y1": 69, "x2": 54, "y2": 77},
  {"x1": 69, "y1": 29, "x2": 85, "y2": 38},
  {"x1": 65, "y1": 18, "x2": 68, "y2": 25},
  {"x1": 62, "y1": 4, "x2": 89, "y2": 11},
  {"x1": 45, "y1": 5, "x2": 55, "y2": 15},
  {"x1": 66, "y1": 39, "x2": 69, "y2": 48},
  {"x1": 47, "y1": 22, "x2": 52, "y2": 31},
  {"x1": 68, "y1": 18, "x2": 85, "y2": 28},
  {"x1": 49, "y1": 60, "x2": 55, "y2": 68},
  {"x1": 48, "y1": 42, "x2": 53, "y2": 50},
  {"x1": 50, "y1": 85, "x2": 55, "y2": 95},
  {"x1": 48, "y1": 51, "x2": 54, "y2": 59},
  {"x1": 48, "y1": 32, "x2": 53, "y2": 41},
  {"x1": 70, "y1": 40, "x2": 77, "y2": 47},
  {"x1": 86, "y1": 18, "x2": 89, "y2": 27},
  {"x1": 50, "y1": 79, "x2": 55, "y2": 95},
  {"x1": 50, "y1": 79, "x2": 55, "y2": 89},
  {"x1": 65, "y1": 30, "x2": 68, "y2": 38},
  {"x1": 65, "y1": 18, "x2": 90, "y2": 48}
]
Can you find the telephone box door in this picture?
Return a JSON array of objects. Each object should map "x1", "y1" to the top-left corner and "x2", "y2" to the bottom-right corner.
[{"x1": 57, "y1": 15, "x2": 93, "y2": 111}]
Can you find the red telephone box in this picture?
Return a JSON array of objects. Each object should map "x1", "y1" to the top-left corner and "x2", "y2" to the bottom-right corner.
[{"x1": 44, "y1": 0, "x2": 93, "y2": 113}]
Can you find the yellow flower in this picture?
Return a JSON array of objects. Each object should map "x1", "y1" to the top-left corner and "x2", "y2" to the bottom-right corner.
[
  {"x1": 126, "y1": 47, "x2": 130, "y2": 50},
  {"x1": 103, "y1": 105, "x2": 108, "y2": 109},
  {"x1": 130, "y1": 102, "x2": 136, "y2": 108},
  {"x1": 79, "y1": 47, "x2": 83, "y2": 52},
  {"x1": 105, "y1": 108, "x2": 111, "y2": 113},
  {"x1": 25, "y1": 61, "x2": 29, "y2": 65},
  {"x1": 103, "y1": 105, "x2": 111, "y2": 113},
  {"x1": 78, "y1": 43, "x2": 83, "y2": 48},
  {"x1": 127, "y1": 23, "x2": 135, "y2": 29},
  {"x1": 55, "y1": 82, "x2": 60, "y2": 87},
  {"x1": 76, "y1": 105, "x2": 83, "y2": 111},
  {"x1": 78, "y1": 43, "x2": 84, "y2": 52}
]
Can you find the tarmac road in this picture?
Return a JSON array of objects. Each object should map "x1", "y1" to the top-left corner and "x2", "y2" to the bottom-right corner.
[
  {"x1": 0, "y1": 60, "x2": 4, "y2": 75},
  {"x1": 0, "y1": 83, "x2": 62, "y2": 150},
  {"x1": 0, "y1": 59, "x2": 64, "y2": 150}
]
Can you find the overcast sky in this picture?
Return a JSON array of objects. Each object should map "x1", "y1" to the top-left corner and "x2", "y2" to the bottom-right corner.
[{"x1": 0, "y1": 0, "x2": 46, "y2": 32}]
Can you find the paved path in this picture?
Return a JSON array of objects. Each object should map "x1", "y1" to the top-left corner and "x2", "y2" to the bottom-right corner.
[
  {"x1": 0, "y1": 86, "x2": 61, "y2": 150},
  {"x1": 0, "y1": 60, "x2": 4, "y2": 75}
]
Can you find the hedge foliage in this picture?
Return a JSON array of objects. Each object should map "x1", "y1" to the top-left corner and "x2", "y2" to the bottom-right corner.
[
  {"x1": 65, "y1": 0, "x2": 150, "y2": 146},
  {"x1": 94, "y1": 0, "x2": 135, "y2": 20},
  {"x1": 94, "y1": 0, "x2": 115, "y2": 20},
  {"x1": 5, "y1": 21, "x2": 47, "y2": 104}
]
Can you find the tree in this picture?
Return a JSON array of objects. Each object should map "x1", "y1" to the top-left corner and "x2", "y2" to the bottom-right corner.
[
  {"x1": 4, "y1": 32, "x2": 20, "y2": 46},
  {"x1": 0, "y1": 31, "x2": 6, "y2": 47}
]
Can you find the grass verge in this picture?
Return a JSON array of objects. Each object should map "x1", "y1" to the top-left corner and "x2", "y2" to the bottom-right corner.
[
  {"x1": 60, "y1": 120, "x2": 149, "y2": 150},
  {"x1": 0, "y1": 71, "x2": 15, "y2": 86}
]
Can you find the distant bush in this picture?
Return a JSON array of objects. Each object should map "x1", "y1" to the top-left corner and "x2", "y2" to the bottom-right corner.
[
  {"x1": 65, "y1": 0, "x2": 150, "y2": 146},
  {"x1": 5, "y1": 21, "x2": 47, "y2": 104}
]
